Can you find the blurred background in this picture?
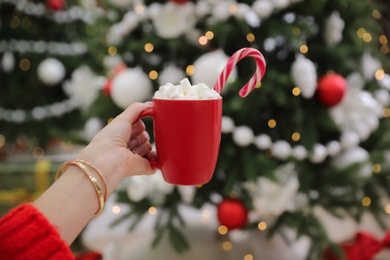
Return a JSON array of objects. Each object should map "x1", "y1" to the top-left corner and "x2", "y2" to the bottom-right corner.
[{"x1": 1, "y1": 0, "x2": 390, "y2": 259}]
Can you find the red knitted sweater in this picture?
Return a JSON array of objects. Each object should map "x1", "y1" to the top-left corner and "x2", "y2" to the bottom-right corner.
[{"x1": 0, "y1": 203, "x2": 74, "y2": 260}]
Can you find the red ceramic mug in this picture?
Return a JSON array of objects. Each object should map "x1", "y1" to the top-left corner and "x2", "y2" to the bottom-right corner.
[{"x1": 138, "y1": 98, "x2": 223, "y2": 185}]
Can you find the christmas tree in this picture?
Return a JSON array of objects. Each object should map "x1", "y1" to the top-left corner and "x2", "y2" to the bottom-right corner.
[
  {"x1": 76, "y1": 0, "x2": 390, "y2": 258},
  {"x1": 0, "y1": 0, "x2": 102, "y2": 152},
  {"x1": 3, "y1": 0, "x2": 390, "y2": 259},
  {"x1": 80, "y1": 0, "x2": 390, "y2": 258}
]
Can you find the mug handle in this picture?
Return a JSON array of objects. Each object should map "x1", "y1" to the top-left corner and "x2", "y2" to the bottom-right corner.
[{"x1": 138, "y1": 107, "x2": 160, "y2": 169}]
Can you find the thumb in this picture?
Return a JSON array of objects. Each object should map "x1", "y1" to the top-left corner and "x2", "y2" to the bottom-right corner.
[
  {"x1": 102, "y1": 102, "x2": 152, "y2": 142},
  {"x1": 114, "y1": 102, "x2": 153, "y2": 125}
]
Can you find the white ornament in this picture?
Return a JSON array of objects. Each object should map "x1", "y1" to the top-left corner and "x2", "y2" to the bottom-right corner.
[
  {"x1": 309, "y1": 143, "x2": 327, "y2": 163},
  {"x1": 158, "y1": 64, "x2": 186, "y2": 86},
  {"x1": 211, "y1": 1, "x2": 232, "y2": 21},
  {"x1": 102, "y1": 55, "x2": 123, "y2": 70},
  {"x1": 122, "y1": 11, "x2": 140, "y2": 32},
  {"x1": 1, "y1": 51, "x2": 15, "y2": 72},
  {"x1": 107, "y1": 0, "x2": 133, "y2": 8},
  {"x1": 374, "y1": 89, "x2": 390, "y2": 106},
  {"x1": 106, "y1": 24, "x2": 127, "y2": 45},
  {"x1": 63, "y1": 66, "x2": 100, "y2": 108},
  {"x1": 178, "y1": 186, "x2": 196, "y2": 204},
  {"x1": 254, "y1": 134, "x2": 272, "y2": 150},
  {"x1": 270, "y1": 0, "x2": 290, "y2": 9},
  {"x1": 324, "y1": 11, "x2": 345, "y2": 46},
  {"x1": 351, "y1": 121, "x2": 371, "y2": 141},
  {"x1": 184, "y1": 28, "x2": 203, "y2": 46},
  {"x1": 235, "y1": 3, "x2": 250, "y2": 20},
  {"x1": 244, "y1": 9, "x2": 261, "y2": 28},
  {"x1": 233, "y1": 126, "x2": 254, "y2": 147},
  {"x1": 326, "y1": 141, "x2": 342, "y2": 157},
  {"x1": 80, "y1": 0, "x2": 98, "y2": 9},
  {"x1": 31, "y1": 106, "x2": 48, "y2": 120},
  {"x1": 9, "y1": 109, "x2": 26, "y2": 123},
  {"x1": 331, "y1": 146, "x2": 372, "y2": 178},
  {"x1": 195, "y1": 1, "x2": 210, "y2": 18},
  {"x1": 50, "y1": 102, "x2": 67, "y2": 116},
  {"x1": 340, "y1": 131, "x2": 360, "y2": 149},
  {"x1": 361, "y1": 52, "x2": 382, "y2": 81},
  {"x1": 37, "y1": 58, "x2": 66, "y2": 85},
  {"x1": 366, "y1": 116, "x2": 380, "y2": 133},
  {"x1": 106, "y1": 11, "x2": 140, "y2": 45},
  {"x1": 150, "y1": 2, "x2": 197, "y2": 39},
  {"x1": 192, "y1": 49, "x2": 237, "y2": 91},
  {"x1": 271, "y1": 140, "x2": 292, "y2": 160},
  {"x1": 221, "y1": 116, "x2": 235, "y2": 133},
  {"x1": 125, "y1": 172, "x2": 175, "y2": 204},
  {"x1": 243, "y1": 163, "x2": 300, "y2": 219},
  {"x1": 346, "y1": 72, "x2": 365, "y2": 91},
  {"x1": 330, "y1": 73, "x2": 383, "y2": 143},
  {"x1": 379, "y1": 74, "x2": 390, "y2": 90},
  {"x1": 126, "y1": 176, "x2": 151, "y2": 202},
  {"x1": 292, "y1": 145, "x2": 307, "y2": 160},
  {"x1": 252, "y1": 0, "x2": 274, "y2": 19},
  {"x1": 84, "y1": 117, "x2": 103, "y2": 141},
  {"x1": 111, "y1": 67, "x2": 153, "y2": 109},
  {"x1": 291, "y1": 55, "x2": 317, "y2": 98},
  {"x1": 263, "y1": 37, "x2": 278, "y2": 52}
]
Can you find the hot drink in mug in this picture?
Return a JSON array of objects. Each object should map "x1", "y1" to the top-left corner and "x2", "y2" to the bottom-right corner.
[{"x1": 138, "y1": 78, "x2": 222, "y2": 185}]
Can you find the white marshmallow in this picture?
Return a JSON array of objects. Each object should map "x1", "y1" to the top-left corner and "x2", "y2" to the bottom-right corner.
[
  {"x1": 186, "y1": 85, "x2": 199, "y2": 98},
  {"x1": 180, "y1": 78, "x2": 192, "y2": 95},
  {"x1": 186, "y1": 94, "x2": 200, "y2": 100},
  {"x1": 170, "y1": 93, "x2": 186, "y2": 100},
  {"x1": 200, "y1": 89, "x2": 215, "y2": 100},
  {"x1": 196, "y1": 83, "x2": 210, "y2": 92},
  {"x1": 153, "y1": 78, "x2": 221, "y2": 100}
]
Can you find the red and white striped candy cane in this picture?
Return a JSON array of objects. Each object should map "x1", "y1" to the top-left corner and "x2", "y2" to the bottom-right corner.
[{"x1": 214, "y1": 48, "x2": 266, "y2": 97}]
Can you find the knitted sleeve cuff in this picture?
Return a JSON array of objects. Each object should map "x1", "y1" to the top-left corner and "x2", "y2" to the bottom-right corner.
[{"x1": 0, "y1": 203, "x2": 74, "y2": 260}]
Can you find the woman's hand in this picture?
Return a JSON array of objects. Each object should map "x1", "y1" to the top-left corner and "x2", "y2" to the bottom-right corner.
[
  {"x1": 32, "y1": 102, "x2": 158, "y2": 245},
  {"x1": 78, "y1": 102, "x2": 157, "y2": 194}
]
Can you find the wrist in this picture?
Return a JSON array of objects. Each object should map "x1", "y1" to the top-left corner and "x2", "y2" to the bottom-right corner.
[
  {"x1": 76, "y1": 149, "x2": 125, "y2": 195},
  {"x1": 56, "y1": 160, "x2": 107, "y2": 217}
]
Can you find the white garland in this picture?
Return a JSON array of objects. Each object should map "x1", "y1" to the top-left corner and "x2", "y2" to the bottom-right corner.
[
  {"x1": 0, "y1": 65, "x2": 105, "y2": 123},
  {"x1": 119, "y1": 167, "x2": 197, "y2": 205},
  {"x1": 0, "y1": 1, "x2": 96, "y2": 123},
  {"x1": 1, "y1": 0, "x2": 94, "y2": 23},
  {"x1": 222, "y1": 73, "x2": 389, "y2": 162},
  {"x1": 105, "y1": 0, "x2": 302, "y2": 43},
  {"x1": 0, "y1": 40, "x2": 88, "y2": 56},
  {"x1": 0, "y1": 98, "x2": 82, "y2": 123}
]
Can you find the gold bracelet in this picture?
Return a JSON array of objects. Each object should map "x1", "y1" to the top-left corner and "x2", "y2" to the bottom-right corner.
[
  {"x1": 55, "y1": 160, "x2": 106, "y2": 218},
  {"x1": 73, "y1": 159, "x2": 108, "y2": 202}
]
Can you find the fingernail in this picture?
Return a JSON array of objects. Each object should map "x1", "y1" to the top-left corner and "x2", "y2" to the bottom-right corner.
[
  {"x1": 144, "y1": 101, "x2": 153, "y2": 105},
  {"x1": 132, "y1": 147, "x2": 143, "y2": 155},
  {"x1": 129, "y1": 139, "x2": 137, "y2": 149}
]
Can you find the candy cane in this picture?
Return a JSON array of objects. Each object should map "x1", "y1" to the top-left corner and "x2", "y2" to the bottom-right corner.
[{"x1": 214, "y1": 48, "x2": 266, "y2": 97}]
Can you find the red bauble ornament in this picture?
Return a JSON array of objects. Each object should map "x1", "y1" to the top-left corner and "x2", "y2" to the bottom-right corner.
[
  {"x1": 46, "y1": 0, "x2": 65, "y2": 10},
  {"x1": 103, "y1": 79, "x2": 112, "y2": 96},
  {"x1": 217, "y1": 198, "x2": 248, "y2": 230},
  {"x1": 316, "y1": 73, "x2": 347, "y2": 107},
  {"x1": 103, "y1": 64, "x2": 126, "y2": 96}
]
